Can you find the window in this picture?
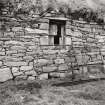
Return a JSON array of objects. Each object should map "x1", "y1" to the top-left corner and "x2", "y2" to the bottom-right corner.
[{"x1": 49, "y1": 19, "x2": 66, "y2": 46}]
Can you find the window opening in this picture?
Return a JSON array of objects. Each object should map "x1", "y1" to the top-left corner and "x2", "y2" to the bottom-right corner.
[{"x1": 54, "y1": 25, "x2": 61, "y2": 45}]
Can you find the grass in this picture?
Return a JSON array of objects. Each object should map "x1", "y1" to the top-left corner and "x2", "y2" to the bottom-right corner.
[{"x1": 0, "y1": 79, "x2": 105, "y2": 105}]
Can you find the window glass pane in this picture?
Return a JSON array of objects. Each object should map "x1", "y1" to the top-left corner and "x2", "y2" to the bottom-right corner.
[{"x1": 49, "y1": 24, "x2": 57, "y2": 35}]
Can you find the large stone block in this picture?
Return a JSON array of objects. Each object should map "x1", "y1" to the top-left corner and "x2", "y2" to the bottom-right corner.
[
  {"x1": 4, "y1": 61, "x2": 27, "y2": 66},
  {"x1": 20, "y1": 66, "x2": 33, "y2": 71},
  {"x1": 0, "y1": 41, "x2": 3, "y2": 46},
  {"x1": 12, "y1": 67, "x2": 19, "y2": 73},
  {"x1": 13, "y1": 71, "x2": 23, "y2": 76},
  {"x1": 59, "y1": 73, "x2": 66, "y2": 78},
  {"x1": 5, "y1": 56, "x2": 23, "y2": 62},
  {"x1": 66, "y1": 29, "x2": 72, "y2": 35},
  {"x1": 54, "y1": 59, "x2": 64, "y2": 64},
  {"x1": 65, "y1": 37, "x2": 71, "y2": 45},
  {"x1": 43, "y1": 50, "x2": 59, "y2": 54},
  {"x1": 27, "y1": 76, "x2": 35, "y2": 81},
  {"x1": 39, "y1": 73, "x2": 48, "y2": 80},
  {"x1": 15, "y1": 75, "x2": 27, "y2": 80},
  {"x1": 12, "y1": 27, "x2": 22, "y2": 32},
  {"x1": 23, "y1": 56, "x2": 34, "y2": 61},
  {"x1": 11, "y1": 46, "x2": 26, "y2": 50},
  {"x1": 6, "y1": 50, "x2": 17, "y2": 55},
  {"x1": 49, "y1": 72, "x2": 60, "y2": 78},
  {"x1": 11, "y1": 53, "x2": 25, "y2": 57},
  {"x1": 76, "y1": 54, "x2": 84, "y2": 65},
  {"x1": 58, "y1": 64, "x2": 68, "y2": 71},
  {"x1": 24, "y1": 42, "x2": 36, "y2": 46},
  {"x1": 39, "y1": 23, "x2": 49, "y2": 30},
  {"x1": 0, "y1": 68, "x2": 13, "y2": 82},
  {"x1": 17, "y1": 49, "x2": 26, "y2": 53},
  {"x1": 25, "y1": 70, "x2": 37, "y2": 76},
  {"x1": 0, "y1": 51, "x2": 5, "y2": 56},
  {"x1": 79, "y1": 66, "x2": 88, "y2": 74},
  {"x1": 83, "y1": 66, "x2": 88, "y2": 73},
  {"x1": 5, "y1": 41, "x2": 23, "y2": 46},
  {"x1": 40, "y1": 36, "x2": 48, "y2": 45},
  {"x1": 65, "y1": 57, "x2": 75, "y2": 63},
  {"x1": 43, "y1": 65, "x2": 57, "y2": 72},
  {"x1": 34, "y1": 59, "x2": 49, "y2": 66},
  {"x1": 28, "y1": 46, "x2": 38, "y2": 50},
  {"x1": 43, "y1": 54, "x2": 56, "y2": 60},
  {"x1": 88, "y1": 64, "x2": 103, "y2": 74},
  {"x1": 72, "y1": 37, "x2": 82, "y2": 42}
]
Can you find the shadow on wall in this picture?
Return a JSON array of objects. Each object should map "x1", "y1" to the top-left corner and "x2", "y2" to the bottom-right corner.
[{"x1": 52, "y1": 77, "x2": 105, "y2": 87}]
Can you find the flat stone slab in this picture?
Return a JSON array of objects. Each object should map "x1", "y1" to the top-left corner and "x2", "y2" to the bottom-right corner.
[{"x1": 0, "y1": 68, "x2": 13, "y2": 82}]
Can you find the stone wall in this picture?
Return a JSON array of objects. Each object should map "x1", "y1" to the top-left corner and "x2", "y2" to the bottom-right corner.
[
  {"x1": 0, "y1": 25, "x2": 72, "y2": 82},
  {"x1": 0, "y1": 19, "x2": 105, "y2": 82}
]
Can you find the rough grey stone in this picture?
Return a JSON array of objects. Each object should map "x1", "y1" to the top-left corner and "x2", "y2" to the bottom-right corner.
[
  {"x1": 17, "y1": 49, "x2": 26, "y2": 53},
  {"x1": 25, "y1": 70, "x2": 37, "y2": 76},
  {"x1": 82, "y1": 66, "x2": 88, "y2": 73},
  {"x1": 0, "y1": 61, "x2": 2, "y2": 66},
  {"x1": 58, "y1": 64, "x2": 68, "y2": 71},
  {"x1": 43, "y1": 50, "x2": 59, "y2": 54},
  {"x1": 59, "y1": 73, "x2": 66, "y2": 78},
  {"x1": 0, "y1": 52, "x2": 5, "y2": 56},
  {"x1": 39, "y1": 73, "x2": 48, "y2": 80},
  {"x1": 39, "y1": 23, "x2": 49, "y2": 30},
  {"x1": 34, "y1": 59, "x2": 49, "y2": 66},
  {"x1": 29, "y1": 62, "x2": 34, "y2": 66},
  {"x1": 5, "y1": 57, "x2": 23, "y2": 62},
  {"x1": 20, "y1": 66, "x2": 33, "y2": 71},
  {"x1": 66, "y1": 29, "x2": 72, "y2": 35},
  {"x1": 13, "y1": 71, "x2": 23, "y2": 76},
  {"x1": 15, "y1": 75, "x2": 27, "y2": 80},
  {"x1": 12, "y1": 53, "x2": 25, "y2": 57},
  {"x1": 4, "y1": 61, "x2": 27, "y2": 66},
  {"x1": 65, "y1": 37, "x2": 72, "y2": 45},
  {"x1": 5, "y1": 41, "x2": 23, "y2": 46},
  {"x1": 40, "y1": 36, "x2": 48, "y2": 45},
  {"x1": 0, "y1": 68, "x2": 13, "y2": 82},
  {"x1": 12, "y1": 67, "x2": 19, "y2": 73},
  {"x1": 23, "y1": 56, "x2": 34, "y2": 61},
  {"x1": 54, "y1": 59, "x2": 64, "y2": 64},
  {"x1": 88, "y1": 66, "x2": 100, "y2": 74},
  {"x1": 0, "y1": 41, "x2": 3, "y2": 46},
  {"x1": 43, "y1": 66, "x2": 57, "y2": 72},
  {"x1": 65, "y1": 57, "x2": 75, "y2": 63},
  {"x1": 28, "y1": 46, "x2": 37, "y2": 50},
  {"x1": 49, "y1": 72, "x2": 60, "y2": 78},
  {"x1": 11, "y1": 46, "x2": 26, "y2": 50},
  {"x1": 27, "y1": 76, "x2": 35, "y2": 81},
  {"x1": 60, "y1": 50, "x2": 68, "y2": 54},
  {"x1": 6, "y1": 50, "x2": 17, "y2": 55}
]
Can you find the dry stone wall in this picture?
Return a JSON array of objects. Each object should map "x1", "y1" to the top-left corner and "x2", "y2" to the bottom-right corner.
[{"x1": 0, "y1": 19, "x2": 105, "y2": 82}]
